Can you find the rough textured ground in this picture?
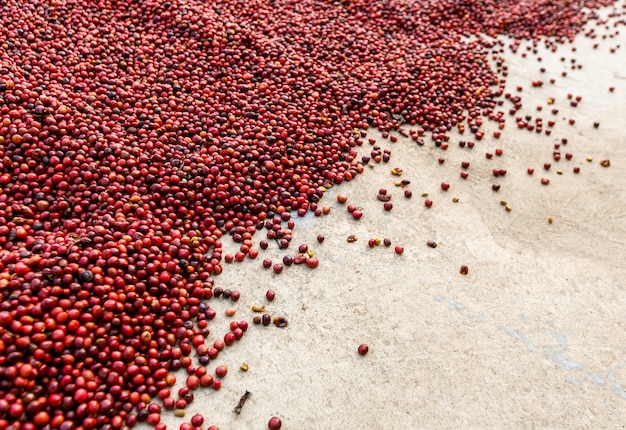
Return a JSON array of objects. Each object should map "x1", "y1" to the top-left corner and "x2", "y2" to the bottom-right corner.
[{"x1": 149, "y1": 5, "x2": 626, "y2": 429}]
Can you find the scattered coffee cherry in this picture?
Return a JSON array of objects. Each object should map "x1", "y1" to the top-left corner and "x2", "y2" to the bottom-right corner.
[
  {"x1": 492, "y1": 184, "x2": 501, "y2": 191},
  {"x1": 266, "y1": 290, "x2": 276, "y2": 301},
  {"x1": 441, "y1": 182, "x2": 450, "y2": 191},
  {"x1": 573, "y1": 166, "x2": 580, "y2": 173},
  {"x1": 527, "y1": 168, "x2": 534, "y2": 175},
  {"x1": 337, "y1": 194, "x2": 348, "y2": 203},
  {"x1": 377, "y1": 193, "x2": 391, "y2": 202},
  {"x1": 215, "y1": 366, "x2": 228, "y2": 378},
  {"x1": 600, "y1": 159, "x2": 611, "y2": 167},
  {"x1": 262, "y1": 314, "x2": 272, "y2": 326},
  {"x1": 214, "y1": 339, "x2": 226, "y2": 351},
  {"x1": 460, "y1": 265, "x2": 469, "y2": 275},
  {"x1": 358, "y1": 344, "x2": 369, "y2": 356},
  {"x1": 268, "y1": 416, "x2": 282, "y2": 430},
  {"x1": 427, "y1": 240, "x2": 437, "y2": 248},
  {"x1": 305, "y1": 257, "x2": 319, "y2": 269},
  {"x1": 383, "y1": 238, "x2": 392, "y2": 247},
  {"x1": 273, "y1": 316, "x2": 289, "y2": 327},
  {"x1": 404, "y1": 190, "x2": 413, "y2": 198},
  {"x1": 424, "y1": 199, "x2": 433, "y2": 208},
  {"x1": 224, "y1": 332, "x2": 236, "y2": 346},
  {"x1": 541, "y1": 178, "x2": 550, "y2": 185},
  {"x1": 394, "y1": 246, "x2": 404, "y2": 255}
]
